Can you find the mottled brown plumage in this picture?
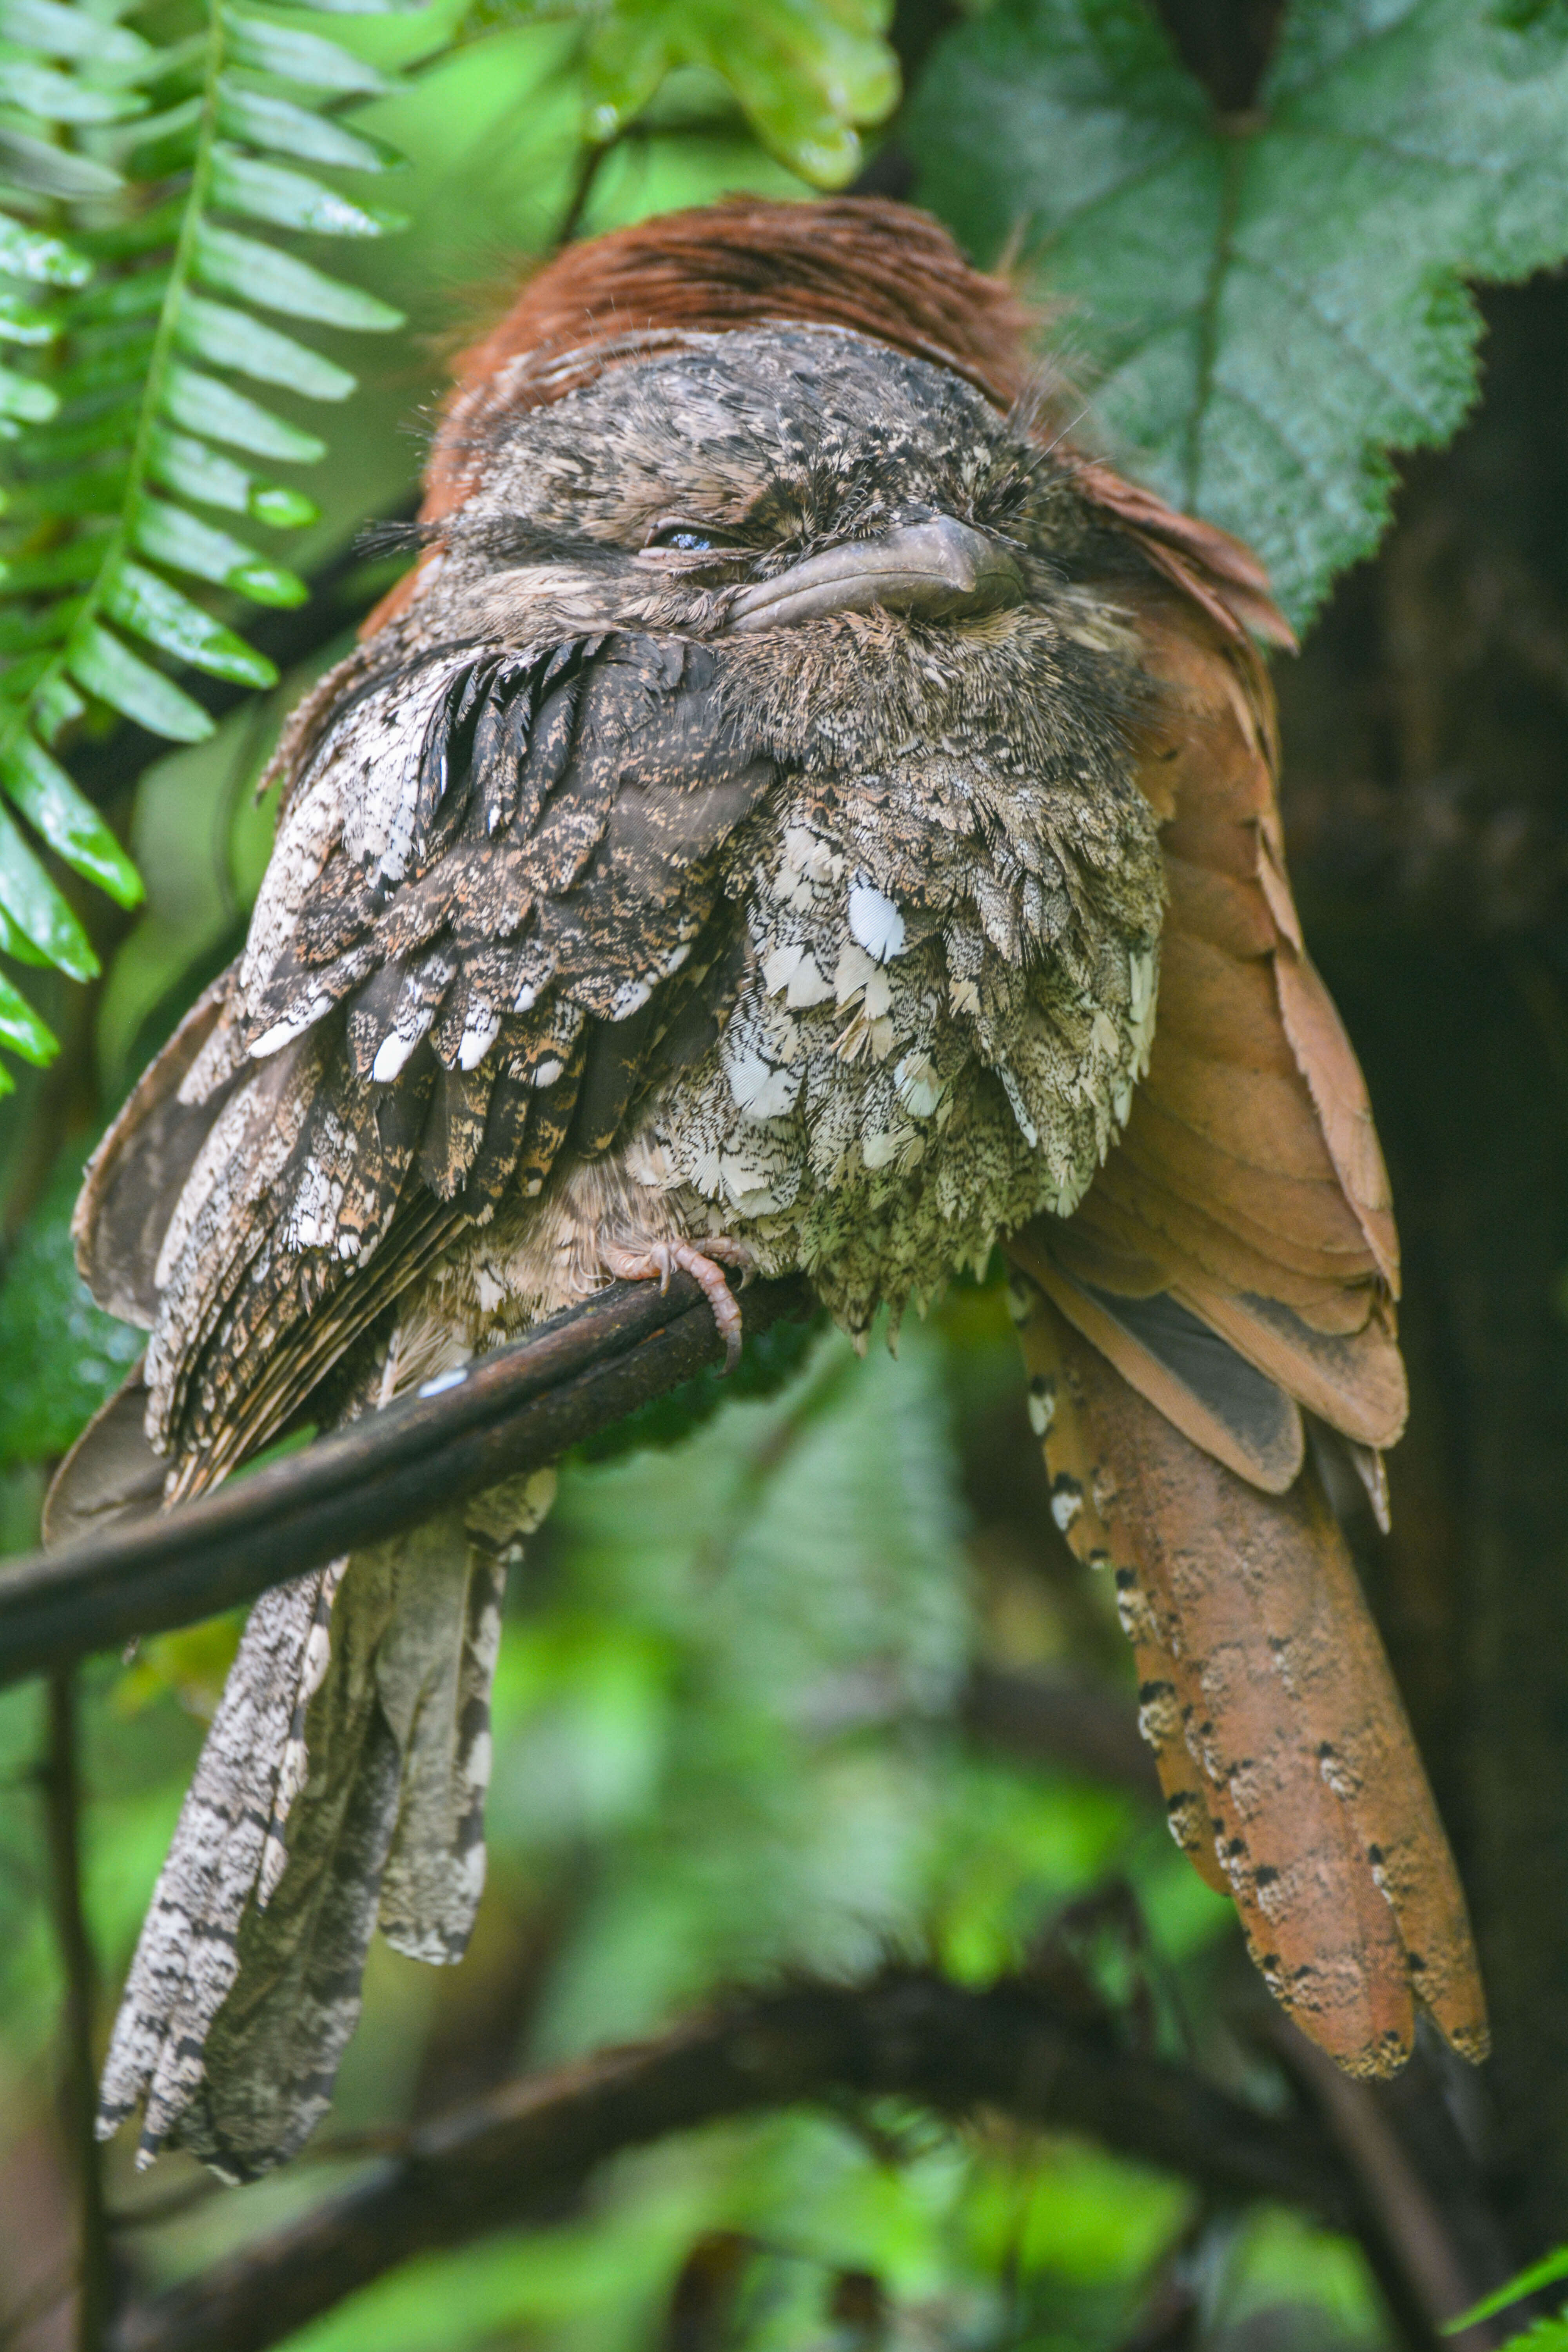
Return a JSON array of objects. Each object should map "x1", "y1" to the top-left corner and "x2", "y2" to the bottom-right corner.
[{"x1": 52, "y1": 197, "x2": 1484, "y2": 2178}]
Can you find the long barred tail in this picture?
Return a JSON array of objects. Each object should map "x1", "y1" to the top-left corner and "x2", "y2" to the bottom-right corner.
[
  {"x1": 96, "y1": 1470, "x2": 554, "y2": 2182},
  {"x1": 1008, "y1": 1270, "x2": 1486, "y2": 2080}
]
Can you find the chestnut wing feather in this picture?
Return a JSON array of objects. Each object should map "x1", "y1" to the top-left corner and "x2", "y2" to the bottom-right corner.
[{"x1": 1014, "y1": 596, "x2": 1406, "y2": 1480}]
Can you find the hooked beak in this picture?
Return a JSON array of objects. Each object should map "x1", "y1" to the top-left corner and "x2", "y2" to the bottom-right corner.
[{"x1": 724, "y1": 515, "x2": 1025, "y2": 633}]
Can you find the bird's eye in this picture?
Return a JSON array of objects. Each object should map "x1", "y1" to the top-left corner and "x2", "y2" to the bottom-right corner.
[{"x1": 644, "y1": 518, "x2": 739, "y2": 554}]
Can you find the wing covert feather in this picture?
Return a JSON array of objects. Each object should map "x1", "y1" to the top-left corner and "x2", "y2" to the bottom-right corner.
[
  {"x1": 1031, "y1": 588, "x2": 1406, "y2": 1459},
  {"x1": 73, "y1": 630, "x2": 774, "y2": 1497}
]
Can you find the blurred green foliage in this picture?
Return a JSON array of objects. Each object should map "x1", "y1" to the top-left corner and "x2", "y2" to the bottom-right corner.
[{"x1": 5, "y1": 0, "x2": 1563, "y2": 2340}]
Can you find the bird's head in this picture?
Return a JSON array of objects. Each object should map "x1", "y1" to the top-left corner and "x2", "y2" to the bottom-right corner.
[{"x1": 393, "y1": 322, "x2": 1149, "y2": 785}]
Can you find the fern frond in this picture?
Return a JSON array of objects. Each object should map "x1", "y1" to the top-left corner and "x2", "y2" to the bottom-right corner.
[{"x1": 0, "y1": 0, "x2": 412, "y2": 1086}]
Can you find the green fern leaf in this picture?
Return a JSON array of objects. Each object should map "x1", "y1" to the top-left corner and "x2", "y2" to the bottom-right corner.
[
  {"x1": 0, "y1": 731, "x2": 142, "y2": 903},
  {"x1": 0, "y1": 0, "x2": 419, "y2": 1077},
  {"x1": 0, "y1": 800, "x2": 98, "y2": 974},
  {"x1": 102, "y1": 559, "x2": 278, "y2": 688},
  {"x1": 220, "y1": 12, "x2": 396, "y2": 96}
]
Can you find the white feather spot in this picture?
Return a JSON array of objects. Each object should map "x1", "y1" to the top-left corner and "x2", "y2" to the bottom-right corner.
[
  {"x1": 462, "y1": 1728, "x2": 493, "y2": 1793},
  {"x1": 609, "y1": 974, "x2": 654, "y2": 1020},
  {"x1": 848, "y1": 884, "x2": 906, "y2": 963},
  {"x1": 1129, "y1": 945, "x2": 1156, "y2": 1029},
  {"x1": 458, "y1": 1007, "x2": 501, "y2": 1071},
  {"x1": 250, "y1": 999, "x2": 330, "y2": 1060},
  {"x1": 418, "y1": 1366, "x2": 467, "y2": 1398},
  {"x1": 786, "y1": 954, "x2": 833, "y2": 1009},
  {"x1": 726, "y1": 1046, "x2": 802, "y2": 1119},
  {"x1": 833, "y1": 941, "x2": 880, "y2": 1005},
  {"x1": 762, "y1": 941, "x2": 804, "y2": 996},
  {"x1": 894, "y1": 1052, "x2": 943, "y2": 1120},
  {"x1": 372, "y1": 1018, "x2": 429, "y2": 1085},
  {"x1": 1051, "y1": 1486, "x2": 1083, "y2": 1533},
  {"x1": 998, "y1": 1063, "x2": 1040, "y2": 1149},
  {"x1": 532, "y1": 1058, "x2": 564, "y2": 1088}
]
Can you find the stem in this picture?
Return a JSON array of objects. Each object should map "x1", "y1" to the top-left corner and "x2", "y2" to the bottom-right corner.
[
  {"x1": 40, "y1": 1667, "x2": 112, "y2": 2352},
  {"x1": 552, "y1": 133, "x2": 616, "y2": 254}
]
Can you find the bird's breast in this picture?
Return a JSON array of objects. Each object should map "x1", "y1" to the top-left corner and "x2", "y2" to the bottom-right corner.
[{"x1": 635, "y1": 759, "x2": 1164, "y2": 1336}]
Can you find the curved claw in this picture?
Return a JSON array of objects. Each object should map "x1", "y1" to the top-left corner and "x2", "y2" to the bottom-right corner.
[{"x1": 600, "y1": 1234, "x2": 753, "y2": 1370}]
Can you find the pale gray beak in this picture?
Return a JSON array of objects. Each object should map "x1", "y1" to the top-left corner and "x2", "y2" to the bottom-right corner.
[{"x1": 724, "y1": 515, "x2": 1025, "y2": 633}]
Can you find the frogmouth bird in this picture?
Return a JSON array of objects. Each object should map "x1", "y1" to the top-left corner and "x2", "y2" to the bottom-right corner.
[{"x1": 49, "y1": 197, "x2": 1487, "y2": 2181}]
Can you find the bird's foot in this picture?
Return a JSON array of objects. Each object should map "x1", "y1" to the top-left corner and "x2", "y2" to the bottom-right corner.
[{"x1": 600, "y1": 1233, "x2": 753, "y2": 1370}]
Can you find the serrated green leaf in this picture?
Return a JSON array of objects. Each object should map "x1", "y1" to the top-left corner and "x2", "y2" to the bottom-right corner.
[
  {"x1": 0, "y1": 212, "x2": 89, "y2": 286},
  {"x1": 216, "y1": 76, "x2": 401, "y2": 171},
  {"x1": 192, "y1": 221, "x2": 402, "y2": 331},
  {"x1": 0, "y1": 967, "x2": 54, "y2": 1063},
  {"x1": 210, "y1": 142, "x2": 404, "y2": 234},
  {"x1": 0, "y1": 728, "x2": 142, "y2": 905},
  {"x1": 0, "y1": 796, "x2": 98, "y2": 973},
  {"x1": 103, "y1": 557, "x2": 279, "y2": 688},
  {"x1": 175, "y1": 290, "x2": 357, "y2": 399},
  {"x1": 68, "y1": 619, "x2": 214, "y2": 742},
  {"x1": 163, "y1": 361, "x2": 327, "y2": 461},
  {"x1": 0, "y1": 361, "x2": 54, "y2": 423},
  {"x1": 0, "y1": 124, "x2": 122, "y2": 198},
  {"x1": 0, "y1": 59, "x2": 149, "y2": 122},
  {"x1": 581, "y1": 0, "x2": 898, "y2": 186},
  {"x1": 906, "y1": 0, "x2": 1568, "y2": 628},
  {"x1": 221, "y1": 8, "x2": 394, "y2": 93},
  {"x1": 132, "y1": 492, "x2": 307, "y2": 604},
  {"x1": 0, "y1": 288, "x2": 58, "y2": 345},
  {"x1": 145, "y1": 420, "x2": 317, "y2": 526},
  {"x1": 0, "y1": 0, "x2": 154, "y2": 69}
]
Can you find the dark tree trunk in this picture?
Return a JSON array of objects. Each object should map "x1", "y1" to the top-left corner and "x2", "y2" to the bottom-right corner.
[{"x1": 1278, "y1": 276, "x2": 1568, "y2": 2255}]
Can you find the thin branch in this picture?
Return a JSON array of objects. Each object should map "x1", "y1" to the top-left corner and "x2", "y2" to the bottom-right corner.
[
  {"x1": 40, "y1": 1669, "x2": 113, "y2": 2351},
  {"x1": 0, "y1": 1272, "x2": 814, "y2": 1688},
  {"x1": 551, "y1": 135, "x2": 615, "y2": 254},
  {"x1": 107, "y1": 1964, "x2": 1352, "y2": 2352}
]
